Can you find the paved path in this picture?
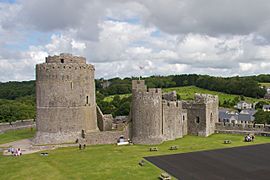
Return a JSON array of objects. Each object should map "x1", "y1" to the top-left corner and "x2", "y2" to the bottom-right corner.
[
  {"x1": 145, "y1": 143, "x2": 270, "y2": 180},
  {"x1": 0, "y1": 139, "x2": 77, "y2": 155}
]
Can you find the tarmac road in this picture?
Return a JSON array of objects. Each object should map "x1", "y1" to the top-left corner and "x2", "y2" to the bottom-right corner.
[{"x1": 145, "y1": 143, "x2": 270, "y2": 180}]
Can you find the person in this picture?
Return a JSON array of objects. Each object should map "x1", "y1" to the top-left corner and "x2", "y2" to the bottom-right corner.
[
  {"x1": 11, "y1": 147, "x2": 15, "y2": 154},
  {"x1": 17, "y1": 148, "x2": 22, "y2": 156},
  {"x1": 79, "y1": 144, "x2": 82, "y2": 150},
  {"x1": 251, "y1": 134, "x2": 255, "y2": 141}
]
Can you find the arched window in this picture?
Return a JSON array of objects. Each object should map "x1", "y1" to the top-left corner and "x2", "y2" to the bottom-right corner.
[
  {"x1": 183, "y1": 115, "x2": 185, "y2": 121},
  {"x1": 86, "y1": 96, "x2": 89, "y2": 104}
]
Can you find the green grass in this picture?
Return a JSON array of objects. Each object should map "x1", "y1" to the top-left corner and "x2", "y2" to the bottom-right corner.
[
  {"x1": 103, "y1": 86, "x2": 269, "y2": 104},
  {"x1": 164, "y1": 86, "x2": 269, "y2": 104},
  {"x1": 0, "y1": 128, "x2": 35, "y2": 145},
  {"x1": 260, "y1": 83, "x2": 270, "y2": 88},
  {"x1": 1, "y1": 133, "x2": 270, "y2": 180},
  {"x1": 103, "y1": 94, "x2": 130, "y2": 102}
]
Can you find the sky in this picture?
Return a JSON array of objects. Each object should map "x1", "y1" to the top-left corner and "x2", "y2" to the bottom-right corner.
[{"x1": 1, "y1": 0, "x2": 270, "y2": 82}]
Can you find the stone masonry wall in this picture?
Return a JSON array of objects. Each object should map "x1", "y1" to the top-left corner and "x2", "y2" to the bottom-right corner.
[
  {"x1": 131, "y1": 87, "x2": 164, "y2": 144},
  {"x1": 86, "y1": 125, "x2": 129, "y2": 145},
  {"x1": 215, "y1": 122, "x2": 270, "y2": 135},
  {"x1": 162, "y1": 100, "x2": 183, "y2": 140},
  {"x1": 34, "y1": 54, "x2": 98, "y2": 145},
  {"x1": 0, "y1": 119, "x2": 35, "y2": 133}
]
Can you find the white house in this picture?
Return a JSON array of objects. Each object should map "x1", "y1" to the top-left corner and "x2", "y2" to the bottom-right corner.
[{"x1": 236, "y1": 101, "x2": 252, "y2": 110}]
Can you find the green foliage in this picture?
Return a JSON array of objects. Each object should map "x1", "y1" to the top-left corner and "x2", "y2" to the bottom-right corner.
[
  {"x1": 0, "y1": 73, "x2": 270, "y2": 122},
  {"x1": 0, "y1": 98, "x2": 35, "y2": 123},
  {"x1": 255, "y1": 101, "x2": 269, "y2": 109},
  {"x1": 254, "y1": 110, "x2": 270, "y2": 124},
  {"x1": 1, "y1": 133, "x2": 270, "y2": 179},
  {"x1": 195, "y1": 76, "x2": 266, "y2": 98},
  {"x1": 97, "y1": 94, "x2": 131, "y2": 117},
  {"x1": 0, "y1": 81, "x2": 35, "y2": 100},
  {"x1": 0, "y1": 128, "x2": 36, "y2": 145}
]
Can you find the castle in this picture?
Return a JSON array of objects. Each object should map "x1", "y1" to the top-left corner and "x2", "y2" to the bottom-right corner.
[
  {"x1": 33, "y1": 53, "x2": 219, "y2": 145},
  {"x1": 131, "y1": 80, "x2": 218, "y2": 144}
]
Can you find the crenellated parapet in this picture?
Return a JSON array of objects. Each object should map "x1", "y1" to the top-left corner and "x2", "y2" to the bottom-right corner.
[
  {"x1": 36, "y1": 63, "x2": 94, "y2": 82},
  {"x1": 46, "y1": 53, "x2": 86, "y2": 64},
  {"x1": 131, "y1": 80, "x2": 163, "y2": 144},
  {"x1": 162, "y1": 100, "x2": 183, "y2": 108},
  {"x1": 194, "y1": 93, "x2": 219, "y2": 104}
]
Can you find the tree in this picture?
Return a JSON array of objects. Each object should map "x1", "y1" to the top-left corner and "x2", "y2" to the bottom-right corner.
[{"x1": 254, "y1": 110, "x2": 270, "y2": 124}]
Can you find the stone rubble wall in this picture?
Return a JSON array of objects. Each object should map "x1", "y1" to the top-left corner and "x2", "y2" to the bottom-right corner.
[
  {"x1": 216, "y1": 122, "x2": 270, "y2": 133},
  {"x1": 131, "y1": 87, "x2": 164, "y2": 144},
  {"x1": 85, "y1": 125, "x2": 130, "y2": 145},
  {"x1": 0, "y1": 119, "x2": 35, "y2": 133},
  {"x1": 162, "y1": 100, "x2": 184, "y2": 140}
]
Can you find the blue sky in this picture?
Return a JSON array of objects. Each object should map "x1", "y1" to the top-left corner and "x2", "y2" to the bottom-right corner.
[{"x1": 0, "y1": 0, "x2": 270, "y2": 82}]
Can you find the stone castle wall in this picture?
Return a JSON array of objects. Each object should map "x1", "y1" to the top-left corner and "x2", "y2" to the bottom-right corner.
[
  {"x1": 182, "y1": 109, "x2": 188, "y2": 136},
  {"x1": 34, "y1": 54, "x2": 98, "y2": 145},
  {"x1": 215, "y1": 122, "x2": 270, "y2": 135},
  {"x1": 183, "y1": 94, "x2": 218, "y2": 137},
  {"x1": 131, "y1": 87, "x2": 164, "y2": 144},
  {"x1": 162, "y1": 100, "x2": 184, "y2": 140},
  {"x1": 86, "y1": 125, "x2": 130, "y2": 145},
  {"x1": 0, "y1": 119, "x2": 35, "y2": 133}
]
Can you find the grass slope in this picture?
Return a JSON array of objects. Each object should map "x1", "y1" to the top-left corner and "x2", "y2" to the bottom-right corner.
[
  {"x1": 0, "y1": 128, "x2": 35, "y2": 145},
  {"x1": 1, "y1": 133, "x2": 270, "y2": 180},
  {"x1": 164, "y1": 86, "x2": 267, "y2": 104},
  {"x1": 104, "y1": 86, "x2": 268, "y2": 104},
  {"x1": 260, "y1": 82, "x2": 270, "y2": 88}
]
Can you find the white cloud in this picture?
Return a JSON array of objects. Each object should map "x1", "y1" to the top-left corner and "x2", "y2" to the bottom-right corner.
[{"x1": 1, "y1": 0, "x2": 270, "y2": 82}]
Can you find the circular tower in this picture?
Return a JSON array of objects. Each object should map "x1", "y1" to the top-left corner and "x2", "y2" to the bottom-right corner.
[
  {"x1": 131, "y1": 80, "x2": 164, "y2": 144},
  {"x1": 34, "y1": 53, "x2": 98, "y2": 144}
]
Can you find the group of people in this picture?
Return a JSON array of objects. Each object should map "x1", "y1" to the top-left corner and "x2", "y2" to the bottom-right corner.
[
  {"x1": 8, "y1": 147, "x2": 22, "y2": 156},
  {"x1": 244, "y1": 134, "x2": 255, "y2": 142}
]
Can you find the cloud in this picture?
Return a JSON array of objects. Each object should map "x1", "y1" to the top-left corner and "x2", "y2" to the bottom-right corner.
[
  {"x1": 1, "y1": 0, "x2": 270, "y2": 82},
  {"x1": 139, "y1": 0, "x2": 270, "y2": 37}
]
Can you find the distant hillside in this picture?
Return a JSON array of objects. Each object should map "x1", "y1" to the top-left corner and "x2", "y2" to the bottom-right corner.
[
  {"x1": 1, "y1": 73, "x2": 270, "y2": 122},
  {"x1": 0, "y1": 81, "x2": 35, "y2": 100},
  {"x1": 104, "y1": 86, "x2": 269, "y2": 108}
]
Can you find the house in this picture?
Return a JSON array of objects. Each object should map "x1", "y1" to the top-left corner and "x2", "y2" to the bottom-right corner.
[
  {"x1": 219, "y1": 108, "x2": 255, "y2": 124},
  {"x1": 236, "y1": 101, "x2": 252, "y2": 110},
  {"x1": 263, "y1": 105, "x2": 270, "y2": 112}
]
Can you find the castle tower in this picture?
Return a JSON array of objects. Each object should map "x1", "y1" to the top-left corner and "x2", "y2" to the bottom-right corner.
[
  {"x1": 183, "y1": 93, "x2": 219, "y2": 136},
  {"x1": 162, "y1": 100, "x2": 184, "y2": 140},
  {"x1": 131, "y1": 80, "x2": 164, "y2": 144},
  {"x1": 34, "y1": 53, "x2": 98, "y2": 144}
]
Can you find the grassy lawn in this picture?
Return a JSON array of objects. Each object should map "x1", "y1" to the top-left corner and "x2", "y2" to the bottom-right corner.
[
  {"x1": 0, "y1": 128, "x2": 35, "y2": 145},
  {"x1": 260, "y1": 82, "x2": 270, "y2": 88},
  {"x1": 0, "y1": 133, "x2": 270, "y2": 180},
  {"x1": 164, "y1": 86, "x2": 269, "y2": 104},
  {"x1": 103, "y1": 86, "x2": 269, "y2": 104},
  {"x1": 103, "y1": 94, "x2": 130, "y2": 102}
]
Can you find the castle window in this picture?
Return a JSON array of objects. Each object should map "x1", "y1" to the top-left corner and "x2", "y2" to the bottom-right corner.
[
  {"x1": 71, "y1": 82, "x2": 73, "y2": 89},
  {"x1": 210, "y1": 113, "x2": 213, "y2": 122},
  {"x1": 61, "y1": 59, "x2": 64, "y2": 63},
  {"x1": 196, "y1": 116, "x2": 200, "y2": 124},
  {"x1": 183, "y1": 115, "x2": 185, "y2": 121},
  {"x1": 86, "y1": 96, "x2": 89, "y2": 104}
]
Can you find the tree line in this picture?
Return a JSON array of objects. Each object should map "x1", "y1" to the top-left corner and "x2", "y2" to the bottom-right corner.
[{"x1": 0, "y1": 74, "x2": 269, "y2": 122}]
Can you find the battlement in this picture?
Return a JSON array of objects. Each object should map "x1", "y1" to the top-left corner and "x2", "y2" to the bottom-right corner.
[
  {"x1": 37, "y1": 63, "x2": 94, "y2": 71},
  {"x1": 46, "y1": 53, "x2": 86, "y2": 64},
  {"x1": 216, "y1": 122, "x2": 268, "y2": 131},
  {"x1": 132, "y1": 80, "x2": 147, "y2": 91},
  {"x1": 162, "y1": 100, "x2": 182, "y2": 108},
  {"x1": 194, "y1": 93, "x2": 218, "y2": 103}
]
